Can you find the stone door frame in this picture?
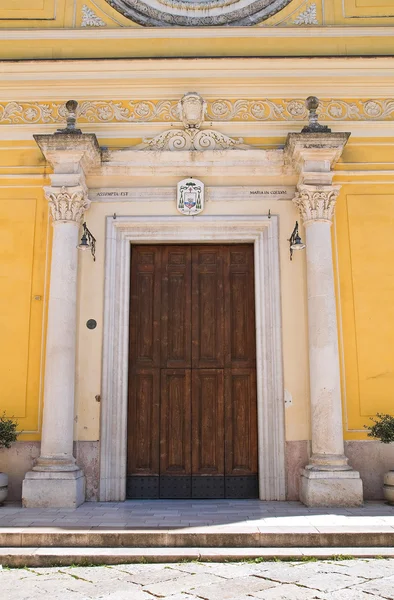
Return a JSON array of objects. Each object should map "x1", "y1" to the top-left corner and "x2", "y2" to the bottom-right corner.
[{"x1": 99, "y1": 215, "x2": 286, "y2": 501}]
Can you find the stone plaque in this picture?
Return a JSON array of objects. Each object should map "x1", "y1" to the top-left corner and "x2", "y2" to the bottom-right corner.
[{"x1": 105, "y1": 0, "x2": 292, "y2": 26}]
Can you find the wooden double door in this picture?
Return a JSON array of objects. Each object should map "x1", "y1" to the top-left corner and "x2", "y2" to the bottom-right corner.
[{"x1": 127, "y1": 244, "x2": 258, "y2": 499}]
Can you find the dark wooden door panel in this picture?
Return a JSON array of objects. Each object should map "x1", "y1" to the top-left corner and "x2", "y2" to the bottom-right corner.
[
  {"x1": 127, "y1": 368, "x2": 160, "y2": 476},
  {"x1": 192, "y1": 246, "x2": 225, "y2": 369},
  {"x1": 225, "y1": 369, "x2": 258, "y2": 476},
  {"x1": 128, "y1": 244, "x2": 258, "y2": 499},
  {"x1": 225, "y1": 245, "x2": 256, "y2": 369},
  {"x1": 129, "y1": 246, "x2": 161, "y2": 369},
  {"x1": 192, "y1": 369, "x2": 224, "y2": 476},
  {"x1": 161, "y1": 246, "x2": 192, "y2": 369},
  {"x1": 160, "y1": 369, "x2": 191, "y2": 476}
]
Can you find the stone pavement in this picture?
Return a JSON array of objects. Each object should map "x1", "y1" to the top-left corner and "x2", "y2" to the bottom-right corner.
[
  {"x1": 2, "y1": 558, "x2": 394, "y2": 600},
  {"x1": 1, "y1": 500, "x2": 394, "y2": 530}
]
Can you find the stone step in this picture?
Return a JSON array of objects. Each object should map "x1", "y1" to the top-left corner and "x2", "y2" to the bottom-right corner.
[
  {"x1": 1, "y1": 546, "x2": 394, "y2": 568},
  {"x1": 1, "y1": 529, "x2": 394, "y2": 549}
]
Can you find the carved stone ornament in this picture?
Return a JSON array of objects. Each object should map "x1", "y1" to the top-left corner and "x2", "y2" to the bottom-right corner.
[
  {"x1": 293, "y1": 184, "x2": 341, "y2": 225},
  {"x1": 45, "y1": 186, "x2": 91, "y2": 224},
  {"x1": 136, "y1": 92, "x2": 249, "y2": 151},
  {"x1": 81, "y1": 5, "x2": 106, "y2": 26},
  {"x1": 137, "y1": 128, "x2": 249, "y2": 151},
  {"x1": 178, "y1": 93, "x2": 206, "y2": 129},
  {"x1": 105, "y1": 0, "x2": 292, "y2": 26},
  {"x1": 177, "y1": 178, "x2": 205, "y2": 215}
]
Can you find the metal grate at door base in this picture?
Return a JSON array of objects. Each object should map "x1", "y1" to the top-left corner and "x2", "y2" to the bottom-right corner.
[
  {"x1": 192, "y1": 476, "x2": 225, "y2": 499},
  {"x1": 225, "y1": 475, "x2": 259, "y2": 499},
  {"x1": 159, "y1": 476, "x2": 191, "y2": 499},
  {"x1": 127, "y1": 476, "x2": 159, "y2": 499}
]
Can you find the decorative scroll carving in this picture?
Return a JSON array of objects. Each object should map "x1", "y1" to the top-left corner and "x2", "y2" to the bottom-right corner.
[
  {"x1": 2, "y1": 98, "x2": 394, "y2": 126},
  {"x1": 81, "y1": 5, "x2": 106, "y2": 27},
  {"x1": 45, "y1": 186, "x2": 91, "y2": 224},
  {"x1": 136, "y1": 128, "x2": 248, "y2": 151},
  {"x1": 293, "y1": 185, "x2": 341, "y2": 225}
]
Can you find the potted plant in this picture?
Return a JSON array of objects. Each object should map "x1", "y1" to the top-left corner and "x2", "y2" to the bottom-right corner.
[
  {"x1": 366, "y1": 413, "x2": 394, "y2": 505},
  {"x1": 0, "y1": 413, "x2": 19, "y2": 505}
]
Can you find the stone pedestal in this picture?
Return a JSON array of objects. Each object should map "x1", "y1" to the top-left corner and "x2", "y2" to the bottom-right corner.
[
  {"x1": 300, "y1": 470, "x2": 363, "y2": 507},
  {"x1": 22, "y1": 470, "x2": 85, "y2": 509},
  {"x1": 285, "y1": 132, "x2": 363, "y2": 507}
]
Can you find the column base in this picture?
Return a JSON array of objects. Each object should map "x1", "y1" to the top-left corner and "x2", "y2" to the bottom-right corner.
[
  {"x1": 22, "y1": 469, "x2": 85, "y2": 508},
  {"x1": 299, "y1": 468, "x2": 363, "y2": 507}
]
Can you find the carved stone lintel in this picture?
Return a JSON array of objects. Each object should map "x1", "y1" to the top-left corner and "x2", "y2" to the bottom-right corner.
[
  {"x1": 293, "y1": 184, "x2": 341, "y2": 226},
  {"x1": 45, "y1": 185, "x2": 91, "y2": 224}
]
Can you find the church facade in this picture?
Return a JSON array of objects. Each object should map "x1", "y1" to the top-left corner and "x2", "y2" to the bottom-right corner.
[{"x1": 1, "y1": 0, "x2": 394, "y2": 508}]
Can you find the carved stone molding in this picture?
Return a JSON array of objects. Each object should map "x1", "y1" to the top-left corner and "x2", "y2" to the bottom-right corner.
[
  {"x1": 293, "y1": 184, "x2": 341, "y2": 225},
  {"x1": 45, "y1": 185, "x2": 91, "y2": 224},
  {"x1": 136, "y1": 128, "x2": 249, "y2": 151}
]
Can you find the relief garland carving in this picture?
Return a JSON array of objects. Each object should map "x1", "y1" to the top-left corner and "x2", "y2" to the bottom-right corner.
[
  {"x1": 293, "y1": 3, "x2": 318, "y2": 25},
  {"x1": 81, "y1": 5, "x2": 106, "y2": 27},
  {"x1": 1, "y1": 99, "x2": 394, "y2": 125},
  {"x1": 45, "y1": 186, "x2": 91, "y2": 224},
  {"x1": 293, "y1": 185, "x2": 341, "y2": 225}
]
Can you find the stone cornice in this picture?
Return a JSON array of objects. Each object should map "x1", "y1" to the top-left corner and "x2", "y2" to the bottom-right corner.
[
  {"x1": 3, "y1": 27, "x2": 394, "y2": 40},
  {"x1": 34, "y1": 133, "x2": 101, "y2": 174},
  {"x1": 1, "y1": 57, "x2": 394, "y2": 100},
  {"x1": 284, "y1": 132, "x2": 350, "y2": 172}
]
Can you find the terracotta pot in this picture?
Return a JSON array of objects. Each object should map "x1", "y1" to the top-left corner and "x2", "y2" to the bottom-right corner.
[
  {"x1": 0, "y1": 472, "x2": 8, "y2": 505},
  {"x1": 383, "y1": 470, "x2": 394, "y2": 505}
]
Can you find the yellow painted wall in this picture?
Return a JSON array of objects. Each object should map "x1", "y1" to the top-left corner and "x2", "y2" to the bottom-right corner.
[
  {"x1": 334, "y1": 185, "x2": 394, "y2": 440},
  {"x1": 0, "y1": 185, "x2": 49, "y2": 441}
]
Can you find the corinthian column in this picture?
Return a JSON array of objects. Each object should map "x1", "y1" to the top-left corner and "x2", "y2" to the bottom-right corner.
[
  {"x1": 285, "y1": 129, "x2": 363, "y2": 507},
  {"x1": 22, "y1": 111, "x2": 100, "y2": 508}
]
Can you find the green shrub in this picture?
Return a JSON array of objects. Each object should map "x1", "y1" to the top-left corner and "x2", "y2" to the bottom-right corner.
[
  {"x1": 0, "y1": 413, "x2": 19, "y2": 449},
  {"x1": 366, "y1": 413, "x2": 394, "y2": 445}
]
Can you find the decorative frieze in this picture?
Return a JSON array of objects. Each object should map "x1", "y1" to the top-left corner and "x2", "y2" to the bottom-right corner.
[
  {"x1": 45, "y1": 186, "x2": 91, "y2": 224},
  {"x1": 2, "y1": 98, "x2": 394, "y2": 125},
  {"x1": 293, "y1": 184, "x2": 341, "y2": 225}
]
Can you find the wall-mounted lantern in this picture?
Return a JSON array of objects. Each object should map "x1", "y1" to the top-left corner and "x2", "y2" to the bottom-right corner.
[{"x1": 288, "y1": 221, "x2": 306, "y2": 261}]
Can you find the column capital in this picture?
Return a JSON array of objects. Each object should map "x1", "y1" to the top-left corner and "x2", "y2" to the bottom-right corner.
[
  {"x1": 293, "y1": 184, "x2": 341, "y2": 226},
  {"x1": 45, "y1": 185, "x2": 91, "y2": 225}
]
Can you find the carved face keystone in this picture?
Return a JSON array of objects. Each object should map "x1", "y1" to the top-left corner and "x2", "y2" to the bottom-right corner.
[{"x1": 105, "y1": 0, "x2": 292, "y2": 26}]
